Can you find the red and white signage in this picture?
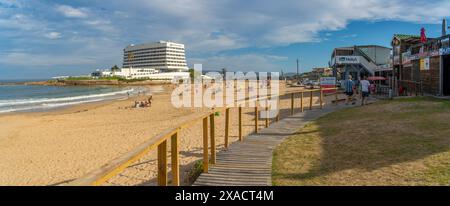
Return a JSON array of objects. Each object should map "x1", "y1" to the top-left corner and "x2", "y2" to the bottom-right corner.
[{"x1": 320, "y1": 77, "x2": 336, "y2": 94}]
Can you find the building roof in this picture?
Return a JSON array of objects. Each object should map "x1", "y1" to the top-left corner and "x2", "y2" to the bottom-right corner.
[
  {"x1": 392, "y1": 34, "x2": 424, "y2": 46},
  {"x1": 125, "y1": 41, "x2": 185, "y2": 51},
  {"x1": 431, "y1": 34, "x2": 450, "y2": 41},
  {"x1": 356, "y1": 45, "x2": 392, "y2": 50},
  {"x1": 334, "y1": 45, "x2": 391, "y2": 50},
  {"x1": 408, "y1": 34, "x2": 450, "y2": 49},
  {"x1": 393, "y1": 34, "x2": 421, "y2": 40}
]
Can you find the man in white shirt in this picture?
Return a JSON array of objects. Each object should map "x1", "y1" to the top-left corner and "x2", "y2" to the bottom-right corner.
[{"x1": 360, "y1": 76, "x2": 370, "y2": 106}]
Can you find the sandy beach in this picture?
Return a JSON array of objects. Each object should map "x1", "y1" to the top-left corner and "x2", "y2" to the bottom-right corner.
[{"x1": 0, "y1": 83, "x2": 334, "y2": 186}]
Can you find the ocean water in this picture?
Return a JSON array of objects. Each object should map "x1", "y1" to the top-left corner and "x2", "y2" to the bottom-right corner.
[{"x1": 0, "y1": 82, "x2": 156, "y2": 113}]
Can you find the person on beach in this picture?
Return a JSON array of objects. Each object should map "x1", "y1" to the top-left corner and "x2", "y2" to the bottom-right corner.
[
  {"x1": 345, "y1": 75, "x2": 355, "y2": 105},
  {"x1": 369, "y1": 82, "x2": 376, "y2": 94},
  {"x1": 360, "y1": 76, "x2": 370, "y2": 106},
  {"x1": 148, "y1": 99, "x2": 152, "y2": 107},
  {"x1": 355, "y1": 76, "x2": 361, "y2": 95}
]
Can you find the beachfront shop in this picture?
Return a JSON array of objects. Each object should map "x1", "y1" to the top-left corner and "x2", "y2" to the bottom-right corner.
[
  {"x1": 442, "y1": 45, "x2": 450, "y2": 96},
  {"x1": 397, "y1": 35, "x2": 450, "y2": 96}
]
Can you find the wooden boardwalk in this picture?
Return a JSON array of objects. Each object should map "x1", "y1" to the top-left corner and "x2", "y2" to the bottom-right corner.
[{"x1": 194, "y1": 104, "x2": 351, "y2": 186}]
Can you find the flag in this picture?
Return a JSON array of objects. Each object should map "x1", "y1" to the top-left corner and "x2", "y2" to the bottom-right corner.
[{"x1": 420, "y1": 27, "x2": 427, "y2": 43}]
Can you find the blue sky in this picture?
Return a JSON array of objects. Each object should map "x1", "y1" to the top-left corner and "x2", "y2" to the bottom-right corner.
[{"x1": 0, "y1": 0, "x2": 449, "y2": 79}]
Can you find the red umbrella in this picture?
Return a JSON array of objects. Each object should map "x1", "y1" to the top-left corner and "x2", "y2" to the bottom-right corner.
[{"x1": 367, "y1": 76, "x2": 387, "y2": 81}]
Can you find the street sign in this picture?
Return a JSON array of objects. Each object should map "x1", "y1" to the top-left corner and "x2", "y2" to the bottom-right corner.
[
  {"x1": 336, "y1": 56, "x2": 360, "y2": 64},
  {"x1": 320, "y1": 77, "x2": 336, "y2": 94}
]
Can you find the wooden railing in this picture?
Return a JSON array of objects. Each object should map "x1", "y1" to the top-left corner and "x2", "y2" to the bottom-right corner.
[
  {"x1": 398, "y1": 80, "x2": 424, "y2": 96},
  {"x1": 69, "y1": 87, "x2": 338, "y2": 186}
]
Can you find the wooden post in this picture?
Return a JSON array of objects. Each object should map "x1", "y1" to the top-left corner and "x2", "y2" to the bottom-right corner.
[
  {"x1": 290, "y1": 93, "x2": 294, "y2": 115},
  {"x1": 309, "y1": 91, "x2": 313, "y2": 110},
  {"x1": 225, "y1": 108, "x2": 230, "y2": 148},
  {"x1": 265, "y1": 100, "x2": 269, "y2": 128},
  {"x1": 409, "y1": 82, "x2": 412, "y2": 96},
  {"x1": 157, "y1": 140, "x2": 167, "y2": 186},
  {"x1": 320, "y1": 87, "x2": 323, "y2": 109},
  {"x1": 238, "y1": 107, "x2": 242, "y2": 141},
  {"x1": 335, "y1": 90, "x2": 338, "y2": 105},
  {"x1": 209, "y1": 114, "x2": 216, "y2": 165},
  {"x1": 421, "y1": 81, "x2": 424, "y2": 96},
  {"x1": 276, "y1": 96, "x2": 280, "y2": 122},
  {"x1": 300, "y1": 92, "x2": 304, "y2": 112},
  {"x1": 415, "y1": 82, "x2": 418, "y2": 96},
  {"x1": 170, "y1": 132, "x2": 179, "y2": 186},
  {"x1": 254, "y1": 106, "x2": 259, "y2": 133},
  {"x1": 202, "y1": 117, "x2": 209, "y2": 173}
]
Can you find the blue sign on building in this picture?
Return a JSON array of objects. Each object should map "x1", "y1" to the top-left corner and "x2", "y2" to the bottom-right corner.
[{"x1": 440, "y1": 47, "x2": 450, "y2": 55}]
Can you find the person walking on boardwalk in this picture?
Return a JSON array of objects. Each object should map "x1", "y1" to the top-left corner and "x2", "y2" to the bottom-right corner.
[
  {"x1": 360, "y1": 76, "x2": 370, "y2": 106},
  {"x1": 345, "y1": 75, "x2": 355, "y2": 105}
]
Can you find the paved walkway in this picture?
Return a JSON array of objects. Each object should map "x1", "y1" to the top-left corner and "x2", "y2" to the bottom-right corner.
[{"x1": 194, "y1": 103, "x2": 358, "y2": 186}]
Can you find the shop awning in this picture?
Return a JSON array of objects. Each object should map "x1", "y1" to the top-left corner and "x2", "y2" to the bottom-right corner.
[{"x1": 367, "y1": 76, "x2": 387, "y2": 81}]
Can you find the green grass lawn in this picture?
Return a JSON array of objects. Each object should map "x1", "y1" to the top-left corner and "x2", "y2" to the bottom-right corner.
[{"x1": 272, "y1": 97, "x2": 450, "y2": 186}]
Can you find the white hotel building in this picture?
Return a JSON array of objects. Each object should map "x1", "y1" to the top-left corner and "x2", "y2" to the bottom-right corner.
[{"x1": 117, "y1": 41, "x2": 190, "y2": 80}]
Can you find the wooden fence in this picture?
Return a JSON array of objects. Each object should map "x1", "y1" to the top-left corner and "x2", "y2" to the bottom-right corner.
[
  {"x1": 69, "y1": 87, "x2": 338, "y2": 186},
  {"x1": 398, "y1": 80, "x2": 424, "y2": 96}
]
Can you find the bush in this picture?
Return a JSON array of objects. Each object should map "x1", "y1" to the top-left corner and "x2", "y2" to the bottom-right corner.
[
  {"x1": 185, "y1": 160, "x2": 204, "y2": 185},
  {"x1": 65, "y1": 77, "x2": 93, "y2": 80}
]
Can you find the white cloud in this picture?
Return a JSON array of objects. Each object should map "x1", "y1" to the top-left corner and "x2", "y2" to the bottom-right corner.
[
  {"x1": 56, "y1": 5, "x2": 88, "y2": 18},
  {"x1": 0, "y1": 14, "x2": 44, "y2": 31},
  {"x1": 44, "y1": 32, "x2": 62, "y2": 39},
  {"x1": 5, "y1": 1, "x2": 450, "y2": 51},
  {"x1": 188, "y1": 33, "x2": 247, "y2": 52},
  {"x1": 95, "y1": 0, "x2": 450, "y2": 51},
  {"x1": 84, "y1": 20, "x2": 108, "y2": 26},
  {"x1": 82, "y1": 19, "x2": 118, "y2": 34},
  {"x1": 0, "y1": 52, "x2": 96, "y2": 66},
  {"x1": 2, "y1": 0, "x2": 450, "y2": 74},
  {"x1": 188, "y1": 54, "x2": 288, "y2": 72}
]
